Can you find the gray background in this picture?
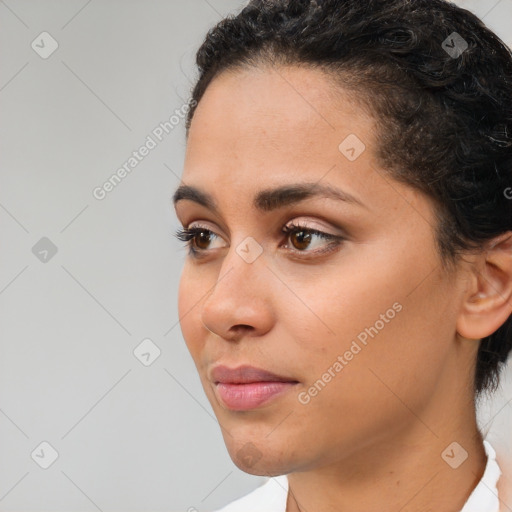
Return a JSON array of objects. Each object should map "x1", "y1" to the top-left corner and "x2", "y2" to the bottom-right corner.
[{"x1": 0, "y1": 1, "x2": 511, "y2": 511}]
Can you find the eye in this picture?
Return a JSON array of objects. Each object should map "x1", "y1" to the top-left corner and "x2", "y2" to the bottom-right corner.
[
  {"x1": 281, "y1": 221, "x2": 344, "y2": 256},
  {"x1": 174, "y1": 224, "x2": 225, "y2": 257},
  {"x1": 173, "y1": 221, "x2": 345, "y2": 259}
]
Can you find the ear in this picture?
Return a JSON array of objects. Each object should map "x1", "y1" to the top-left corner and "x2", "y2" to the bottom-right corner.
[{"x1": 457, "y1": 232, "x2": 512, "y2": 340}]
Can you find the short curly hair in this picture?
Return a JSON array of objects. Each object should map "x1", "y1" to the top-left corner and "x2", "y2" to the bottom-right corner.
[{"x1": 184, "y1": 0, "x2": 512, "y2": 396}]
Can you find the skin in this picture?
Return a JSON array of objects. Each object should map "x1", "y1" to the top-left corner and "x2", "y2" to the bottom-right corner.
[{"x1": 173, "y1": 65, "x2": 512, "y2": 511}]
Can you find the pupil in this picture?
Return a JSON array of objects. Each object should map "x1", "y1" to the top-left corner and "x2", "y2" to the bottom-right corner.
[
  {"x1": 197, "y1": 231, "x2": 210, "y2": 249},
  {"x1": 293, "y1": 230, "x2": 310, "y2": 249}
]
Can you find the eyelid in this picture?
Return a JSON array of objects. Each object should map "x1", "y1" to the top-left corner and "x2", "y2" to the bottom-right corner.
[{"x1": 284, "y1": 217, "x2": 346, "y2": 237}]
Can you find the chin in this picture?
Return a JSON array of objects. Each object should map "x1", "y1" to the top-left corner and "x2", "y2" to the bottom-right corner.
[
  {"x1": 230, "y1": 448, "x2": 291, "y2": 476},
  {"x1": 221, "y1": 433, "x2": 298, "y2": 476}
]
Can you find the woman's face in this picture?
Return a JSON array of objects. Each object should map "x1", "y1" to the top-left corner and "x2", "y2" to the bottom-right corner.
[{"x1": 174, "y1": 65, "x2": 472, "y2": 476}]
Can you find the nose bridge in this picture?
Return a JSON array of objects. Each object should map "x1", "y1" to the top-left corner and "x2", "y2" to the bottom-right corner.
[
  {"x1": 201, "y1": 235, "x2": 270, "y2": 334},
  {"x1": 209, "y1": 234, "x2": 266, "y2": 304}
]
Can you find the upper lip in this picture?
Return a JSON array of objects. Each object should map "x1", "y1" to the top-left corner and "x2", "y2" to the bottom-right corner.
[{"x1": 211, "y1": 365, "x2": 298, "y2": 384}]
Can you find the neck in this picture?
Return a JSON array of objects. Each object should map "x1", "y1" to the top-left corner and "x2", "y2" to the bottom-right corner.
[{"x1": 286, "y1": 395, "x2": 487, "y2": 512}]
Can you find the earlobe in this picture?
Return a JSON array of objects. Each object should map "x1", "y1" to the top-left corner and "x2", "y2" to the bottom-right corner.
[{"x1": 456, "y1": 232, "x2": 512, "y2": 340}]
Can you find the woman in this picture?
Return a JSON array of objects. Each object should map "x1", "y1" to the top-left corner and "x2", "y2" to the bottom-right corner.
[{"x1": 172, "y1": 0, "x2": 512, "y2": 510}]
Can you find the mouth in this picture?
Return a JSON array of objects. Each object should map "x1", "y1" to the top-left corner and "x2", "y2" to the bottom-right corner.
[{"x1": 210, "y1": 364, "x2": 299, "y2": 411}]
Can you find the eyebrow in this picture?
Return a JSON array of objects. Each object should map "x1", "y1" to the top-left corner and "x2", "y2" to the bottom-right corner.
[{"x1": 172, "y1": 182, "x2": 366, "y2": 213}]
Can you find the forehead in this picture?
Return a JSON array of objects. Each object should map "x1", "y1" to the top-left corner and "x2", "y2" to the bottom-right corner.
[{"x1": 183, "y1": 65, "x2": 379, "y2": 190}]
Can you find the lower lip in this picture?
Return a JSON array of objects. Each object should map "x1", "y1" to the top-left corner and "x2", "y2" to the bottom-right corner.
[{"x1": 215, "y1": 381, "x2": 297, "y2": 411}]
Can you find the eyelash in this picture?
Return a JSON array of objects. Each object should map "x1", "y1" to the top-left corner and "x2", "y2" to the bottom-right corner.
[{"x1": 173, "y1": 221, "x2": 344, "y2": 259}]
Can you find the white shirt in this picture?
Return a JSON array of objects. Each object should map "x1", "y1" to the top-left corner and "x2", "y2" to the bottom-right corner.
[{"x1": 215, "y1": 440, "x2": 501, "y2": 512}]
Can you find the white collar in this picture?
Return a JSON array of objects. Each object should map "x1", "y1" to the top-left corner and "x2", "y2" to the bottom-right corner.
[
  {"x1": 460, "y1": 440, "x2": 501, "y2": 512},
  {"x1": 215, "y1": 440, "x2": 501, "y2": 512}
]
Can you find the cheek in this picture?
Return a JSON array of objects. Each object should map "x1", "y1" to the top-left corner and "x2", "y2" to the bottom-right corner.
[
  {"x1": 269, "y1": 265, "x2": 455, "y2": 462},
  {"x1": 280, "y1": 246, "x2": 454, "y2": 404}
]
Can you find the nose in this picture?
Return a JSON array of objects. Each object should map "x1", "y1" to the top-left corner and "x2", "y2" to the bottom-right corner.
[{"x1": 200, "y1": 244, "x2": 275, "y2": 342}]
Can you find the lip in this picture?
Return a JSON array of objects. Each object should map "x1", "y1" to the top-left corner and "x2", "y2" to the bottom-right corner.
[
  {"x1": 211, "y1": 365, "x2": 297, "y2": 384},
  {"x1": 211, "y1": 365, "x2": 299, "y2": 411}
]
